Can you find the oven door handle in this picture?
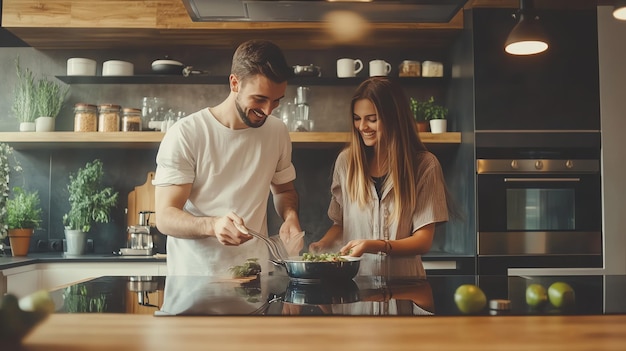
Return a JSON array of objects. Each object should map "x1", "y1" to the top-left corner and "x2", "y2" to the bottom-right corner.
[{"x1": 504, "y1": 178, "x2": 581, "y2": 182}]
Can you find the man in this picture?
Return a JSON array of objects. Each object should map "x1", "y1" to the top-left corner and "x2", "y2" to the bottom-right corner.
[{"x1": 153, "y1": 39, "x2": 303, "y2": 276}]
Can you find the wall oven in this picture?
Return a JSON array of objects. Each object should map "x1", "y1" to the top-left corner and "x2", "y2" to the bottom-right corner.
[{"x1": 476, "y1": 132, "x2": 603, "y2": 275}]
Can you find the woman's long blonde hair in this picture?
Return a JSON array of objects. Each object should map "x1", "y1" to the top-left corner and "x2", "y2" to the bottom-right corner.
[{"x1": 345, "y1": 77, "x2": 429, "y2": 224}]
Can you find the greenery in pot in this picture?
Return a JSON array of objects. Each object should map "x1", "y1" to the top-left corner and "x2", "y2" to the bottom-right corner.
[
  {"x1": 0, "y1": 143, "x2": 22, "y2": 239},
  {"x1": 63, "y1": 159, "x2": 119, "y2": 232},
  {"x1": 11, "y1": 59, "x2": 38, "y2": 124},
  {"x1": 421, "y1": 96, "x2": 448, "y2": 120},
  {"x1": 409, "y1": 97, "x2": 428, "y2": 123},
  {"x1": 6, "y1": 187, "x2": 42, "y2": 230},
  {"x1": 34, "y1": 78, "x2": 69, "y2": 118}
]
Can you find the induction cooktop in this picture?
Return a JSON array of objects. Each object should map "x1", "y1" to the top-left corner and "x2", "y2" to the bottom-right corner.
[{"x1": 49, "y1": 274, "x2": 626, "y2": 317}]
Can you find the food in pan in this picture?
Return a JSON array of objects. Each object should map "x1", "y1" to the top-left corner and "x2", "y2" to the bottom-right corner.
[{"x1": 301, "y1": 252, "x2": 348, "y2": 262}]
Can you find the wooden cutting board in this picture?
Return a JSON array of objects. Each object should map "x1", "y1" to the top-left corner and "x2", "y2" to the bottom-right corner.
[{"x1": 127, "y1": 171, "x2": 156, "y2": 227}]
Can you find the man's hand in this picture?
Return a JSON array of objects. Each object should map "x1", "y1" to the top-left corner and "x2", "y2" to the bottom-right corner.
[{"x1": 212, "y1": 212, "x2": 253, "y2": 246}]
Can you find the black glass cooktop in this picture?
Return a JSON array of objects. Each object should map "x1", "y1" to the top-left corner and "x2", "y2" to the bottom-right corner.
[{"x1": 48, "y1": 274, "x2": 626, "y2": 316}]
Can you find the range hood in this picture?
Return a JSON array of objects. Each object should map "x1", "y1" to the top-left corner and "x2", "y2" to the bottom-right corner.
[{"x1": 182, "y1": 0, "x2": 468, "y2": 23}]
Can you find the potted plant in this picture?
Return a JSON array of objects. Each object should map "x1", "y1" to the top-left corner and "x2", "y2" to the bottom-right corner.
[
  {"x1": 410, "y1": 97, "x2": 429, "y2": 132},
  {"x1": 6, "y1": 187, "x2": 42, "y2": 256},
  {"x1": 12, "y1": 59, "x2": 38, "y2": 132},
  {"x1": 422, "y1": 96, "x2": 449, "y2": 134},
  {"x1": 33, "y1": 77, "x2": 69, "y2": 132},
  {"x1": 63, "y1": 159, "x2": 119, "y2": 256}
]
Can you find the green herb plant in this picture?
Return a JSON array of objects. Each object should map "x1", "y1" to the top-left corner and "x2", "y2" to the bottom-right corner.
[
  {"x1": 63, "y1": 159, "x2": 119, "y2": 232},
  {"x1": 422, "y1": 96, "x2": 448, "y2": 120},
  {"x1": 410, "y1": 97, "x2": 427, "y2": 123},
  {"x1": 12, "y1": 58, "x2": 37, "y2": 123},
  {"x1": 6, "y1": 187, "x2": 42, "y2": 229},
  {"x1": 229, "y1": 258, "x2": 262, "y2": 278},
  {"x1": 410, "y1": 96, "x2": 448, "y2": 121},
  {"x1": 34, "y1": 78, "x2": 69, "y2": 118},
  {"x1": 0, "y1": 143, "x2": 22, "y2": 239}
]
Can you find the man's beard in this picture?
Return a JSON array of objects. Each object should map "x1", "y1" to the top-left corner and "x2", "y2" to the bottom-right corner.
[{"x1": 236, "y1": 98, "x2": 266, "y2": 128}]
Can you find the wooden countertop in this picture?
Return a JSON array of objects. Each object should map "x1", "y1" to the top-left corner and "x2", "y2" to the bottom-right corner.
[{"x1": 21, "y1": 314, "x2": 626, "y2": 351}]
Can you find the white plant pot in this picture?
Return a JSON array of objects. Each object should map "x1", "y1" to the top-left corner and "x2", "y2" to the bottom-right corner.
[
  {"x1": 429, "y1": 119, "x2": 447, "y2": 134},
  {"x1": 35, "y1": 116, "x2": 55, "y2": 132},
  {"x1": 64, "y1": 229, "x2": 87, "y2": 256},
  {"x1": 19, "y1": 121, "x2": 36, "y2": 132}
]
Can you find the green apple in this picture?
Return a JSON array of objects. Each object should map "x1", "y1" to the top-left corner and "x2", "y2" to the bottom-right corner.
[
  {"x1": 526, "y1": 283, "x2": 548, "y2": 308},
  {"x1": 19, "y1": 290, "x2": 55, "y2": 314},
  {"x1": 548, "y1": 282, "x2": 575, "y2": 308},
  {"x1": 454, "y1": 284, "x2": 487, "y2": 314}
]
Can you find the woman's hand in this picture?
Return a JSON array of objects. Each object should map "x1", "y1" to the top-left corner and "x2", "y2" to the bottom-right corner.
[{"x1": 340, "y1": 239, "x2": 384, "y2": 256}]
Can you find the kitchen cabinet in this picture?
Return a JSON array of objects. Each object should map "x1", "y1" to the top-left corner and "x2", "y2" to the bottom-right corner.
[
  {"x1": 1, "y1": 0, "x2": 464, "y2": 50},
  {"x1": 1, "y1": 265, "x2": 39, "y2": 298},
  {"x1": 0, "y1": 262, "x2": 167, "y2": 298}
]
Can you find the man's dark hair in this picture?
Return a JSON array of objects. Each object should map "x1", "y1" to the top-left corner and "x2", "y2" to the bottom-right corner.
[{"x1": 231, "y1": 39, "x2": 293, "y2": 84}]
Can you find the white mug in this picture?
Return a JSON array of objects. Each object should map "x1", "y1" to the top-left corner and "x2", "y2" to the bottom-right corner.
[
  {"x1": 369, "y1": 59, "x2": 392, "y2": 77},
  {"x1": 337, "y1": 58, "x2": 363, "y2": 78}
]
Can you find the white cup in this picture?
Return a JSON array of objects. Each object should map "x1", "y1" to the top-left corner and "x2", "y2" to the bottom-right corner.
[
  {"x1": 369, "y1": 59, "x2": 392, "y2": 77},
  {"x1": 337, "y1": 58, "x2": 363, "y2": 78}
]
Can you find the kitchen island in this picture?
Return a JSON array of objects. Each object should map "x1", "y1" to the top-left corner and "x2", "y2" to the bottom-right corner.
[
  {"x1": 21, "y1": 313, "x2": 626, "y2": 351},
  {"x1": 17, "y1": 273, "x2": 626, "y2": 350}
]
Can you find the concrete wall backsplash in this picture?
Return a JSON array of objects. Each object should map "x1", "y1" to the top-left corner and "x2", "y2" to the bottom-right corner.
[{"x1": 0, "y1": 47, "x2": 460, "y2": 255}]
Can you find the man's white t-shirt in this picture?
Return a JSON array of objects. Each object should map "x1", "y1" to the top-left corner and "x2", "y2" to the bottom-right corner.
[{"x1": 153, "y1": 108, "x2": 296, "y2": 277}]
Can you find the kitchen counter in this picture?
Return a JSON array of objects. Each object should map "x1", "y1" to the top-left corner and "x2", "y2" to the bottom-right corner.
[
  {"x1": 21, "y1": 313, "x2": 626, "y2": 351},
  {"x1": 19, "y1": 273, "x2": 626, "y2": 350},
  {"x1": 0, "y1": 253, "x2": 166, "y2": 270}
]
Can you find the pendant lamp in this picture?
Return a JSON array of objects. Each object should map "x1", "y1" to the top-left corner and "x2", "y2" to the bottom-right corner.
[
  {"x1": 504, "y1": 0, "x2": 549, "y2": 55},
  {"x1": 614, "y1": 0, "x2": 626, "y2": 20}
]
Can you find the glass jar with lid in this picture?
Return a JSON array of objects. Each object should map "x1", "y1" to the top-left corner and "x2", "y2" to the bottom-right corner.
[
  {"x1": 98, "y1": 104, "x2": 121, "y2": 132},
  {"x1": 74, "y1": 103, "x2": 98, "y2": 132},
  {"x1": 122, "y1": 108, "x2": 142, "y2": 131}
]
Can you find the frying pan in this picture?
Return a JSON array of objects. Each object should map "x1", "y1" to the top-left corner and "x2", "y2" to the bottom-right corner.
[
  {"x1": 272, "y1": 256, "x2": 361, "y2": 283},
  {"x1": 151, "y1": 59, "x2": 184, "y2": 75},
  {"x1": 234, "y1": 223, "x2": 361, "y2": 282}
]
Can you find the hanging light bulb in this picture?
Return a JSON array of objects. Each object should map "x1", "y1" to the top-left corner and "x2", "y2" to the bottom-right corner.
[
  {"x1": 614, "y1": 0, "x2": 626, "y2": 20},
  {"x1": 504, "y1": 0, "x2": 549, "y2": 55}
]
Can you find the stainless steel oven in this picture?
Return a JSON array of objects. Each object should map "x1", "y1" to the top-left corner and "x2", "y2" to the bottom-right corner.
[{"x1": 475, "y1": 134, "x2": 603, "y2": 274}]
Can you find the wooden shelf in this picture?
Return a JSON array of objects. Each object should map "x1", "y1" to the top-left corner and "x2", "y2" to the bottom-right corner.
[
  {"x1": 55, "y1": 75, "x2": 447, "y2": 86},
  {"x1": 0, "y1": 131, "x2": 461, "y2": 149}
]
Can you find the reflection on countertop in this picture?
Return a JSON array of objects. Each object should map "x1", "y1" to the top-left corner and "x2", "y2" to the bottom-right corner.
[{"x1": 47, "y1": 274, "x2": 626, "y2": 317}]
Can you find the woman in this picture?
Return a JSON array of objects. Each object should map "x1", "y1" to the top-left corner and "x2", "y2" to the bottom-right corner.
[{"x1": 309, "y1": 77, "x2": 449, "y2": 277}]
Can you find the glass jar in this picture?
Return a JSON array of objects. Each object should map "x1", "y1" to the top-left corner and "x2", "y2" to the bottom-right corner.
[
  {"x1": 73, "y1": 103, "x2": 98, "y2": 132},
  {"x1": 399, "y1": 60, "x2": 421, "y2": 77},
  {"x1": 122, "y1": 108, "x2": 142, "y2": 131},
  {"x1": 98, "y1": 104, "x2": 121, "y2": 132},
  {"x1": 142, "y1": 97, "x2": 165, "y2": 131}
]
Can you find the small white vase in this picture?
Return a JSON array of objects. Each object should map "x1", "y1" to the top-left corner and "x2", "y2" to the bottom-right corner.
[
  {"x1": 19, "y1": 121, "x2": 36, "y2": 132},
  {"x1": 35, "y1": 116, "x2": 55, "y2": 132},
  {"x1": 429, "y1": 119, "x2": 447, "y2": 134}
]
